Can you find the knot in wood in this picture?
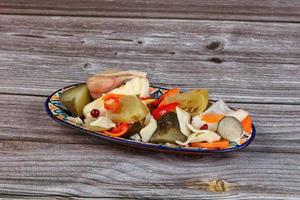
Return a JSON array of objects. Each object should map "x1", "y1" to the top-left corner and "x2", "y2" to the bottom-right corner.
[
  {"x1": 82, "y1": 63, "x2": 92, "y2": 70},
  {"x1": 209, "y1": 57, "x2": 223, "y2": 63},
  {"x1": 208, "y1": 179, "x2": 230, "y2": 192},
  {"x1": 207, "y1": 40, "x2": 223, "y2": 51}
]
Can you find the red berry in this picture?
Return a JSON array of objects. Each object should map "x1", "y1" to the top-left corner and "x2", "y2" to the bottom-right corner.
[
  {"x1": 200, "y1": 124, "x2": 208, "y2": 130},
  {"x1": 90, "y1": 109, "x2": 100, "y2": 118}
]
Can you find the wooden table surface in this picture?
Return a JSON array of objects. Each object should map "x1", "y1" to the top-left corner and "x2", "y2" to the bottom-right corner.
[{"x1": 1, "y1": 1, "x2": 300, "y2": 199}]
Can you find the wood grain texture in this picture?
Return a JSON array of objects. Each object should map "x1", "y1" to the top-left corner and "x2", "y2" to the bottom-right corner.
[
  {"x1": 1, "y1": 0, "x2": 300, "y2": 22},
  {"x1": 0, "y1": 4, "x2": 299, "y2": 198},
  {"x1": 0, "y1": 139, "x2": 299, "y2": 198},
  {"x1": 1, "y1": 52, "x2": 300, "y2": 104},
  {"x1": 0, "y1": 95, "x2": 299, "y2": 198},
  {"x1": 1, "y1": 15, "x2": 300, "y2": 64},
  {"x1": 1, "y1": 15, "x2": 300, "y2": 104},
  {"x1": 0, "y1": 143, "x2": 298, "y2": 199}
]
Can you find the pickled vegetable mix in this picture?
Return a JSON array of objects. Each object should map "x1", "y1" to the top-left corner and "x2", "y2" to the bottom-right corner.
[{"x1": 59, "y1": 70, "x2": 253, "y2": 149}]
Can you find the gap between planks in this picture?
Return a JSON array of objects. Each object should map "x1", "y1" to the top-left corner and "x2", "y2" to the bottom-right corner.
[
  {"x1": 2, "y1": 13, "x2": 300, "y2": 24},
  {"x1": 1, "y1": 0, "x2": 300, "y2": 23}
]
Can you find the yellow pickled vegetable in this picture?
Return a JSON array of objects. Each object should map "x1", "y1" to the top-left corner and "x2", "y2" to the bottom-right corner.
[
  {"x1": 107, "y1": 95, "x2": 149, "y2": 123},
  {"x1": 164, "y1": 89, "x2": 209, "y2": 116}
]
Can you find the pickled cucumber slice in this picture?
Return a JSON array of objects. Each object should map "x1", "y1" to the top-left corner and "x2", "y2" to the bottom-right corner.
[
  {"x1": 123, "y1": 121, "x2": 144, "y2": 138},
  {"x1": 164, "y1": 89, "x2": 209, "y2": 116},
  {"x1": 60, "y1": 84, "x2": 92, "y2": 117},
  {"x1": 150, "y1": 112, "x2": 187, "y2": 144},
  {"x1": 107, "y1": 95, "x2": 149, "y2": 123}
]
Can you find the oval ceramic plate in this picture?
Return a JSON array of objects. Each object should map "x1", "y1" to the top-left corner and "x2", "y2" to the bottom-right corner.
[{"x1": 45, "y1": 83, "x2": 256, "y2": 155}]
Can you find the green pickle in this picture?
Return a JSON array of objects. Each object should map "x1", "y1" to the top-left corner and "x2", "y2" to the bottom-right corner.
[
  {"x1": 150, "y1": 112, "x2": 186, "y2": 144},
  {"x1": 164, "y1": 89, "x2": 209, "y2": 116},
  {"x1": 59, "y1": 84, "x2": 92, "y2": 117},
  {"x1": 107, "y1": 95, "x2": 149, "y2": 123}
]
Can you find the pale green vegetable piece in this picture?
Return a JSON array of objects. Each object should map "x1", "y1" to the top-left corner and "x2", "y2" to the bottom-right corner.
[
  {"x1": 176, "y1": 130, "x2": 221, "y2": 146},
  {"x1": 84, "y1": 117, "x2": 96, "y2": 125},
  {"x1": 139, "y1": 78, "x2": 150, "y2": 98},
  {"x1": 164, "y1": 89, "x2": 209, "y2": 116},
  {"x1": 107, "y1": 95, "x2": 149, "y2": 123},
  {"x1": 85, "y1": 116, "x2": 116, "y2": 132},
  {"x1": 217, "y1": 116, "x2": 243, "y2": 142},
  {"x1": 60, "y1": 84, "x2": 92, "y2": 117},
  {"x1": 186, "y1": 122, "x2": 203, "y2": 133},
  {"x1": 139, "y1": 114, "x2": 157, "y2": 142},
  {"x1": 150, "y1": 112, "x2": 187, "y2": 144},
  {"x1": 201, "y1": 99, "x2": 233, "y2": 115},
  {"x1": 108, "y1": 77, "x2": 149, "y2": 97},
  {"x1": 130, "y1": 114, "x2": 157, "y2": 142},
  {"x1": 176, "y1": 106, "x2": 191, "y2": 137}
]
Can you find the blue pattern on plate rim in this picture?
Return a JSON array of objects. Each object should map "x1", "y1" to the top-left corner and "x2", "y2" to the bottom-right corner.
[{"x1": 45, "y1": 83, "x2": 256, "y2": 154}]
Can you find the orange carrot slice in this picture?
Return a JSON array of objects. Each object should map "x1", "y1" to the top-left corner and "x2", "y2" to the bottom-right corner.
[
  {"x1": 158, "y1": 88, "x2": 180, "y2": 107},
  {"x1": 202, "y1": 113, "x2": 225, "y2": 123},
  {"x1": 242, "y1": 116, "x2": 252, "y2": 133},
  {"x1": 191, "y1": 140, "x2": 230, "y2": 149}
]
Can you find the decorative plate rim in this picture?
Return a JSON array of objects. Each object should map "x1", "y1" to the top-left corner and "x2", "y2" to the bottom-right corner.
[{"x1": 45, "y1": 83, "x2": 256, "y2": 154}]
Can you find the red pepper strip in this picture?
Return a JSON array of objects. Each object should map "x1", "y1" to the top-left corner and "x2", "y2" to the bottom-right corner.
[
  {"x1": 103, "y1": 93, "x2": 123, "y2": 112},
  {"x1": 150, "y1": 98, "x2": 161, "y2": 108},
  {"x1": 152, "y1": 102, "x2": 179, "y2": 120},
  {"x1": 110, "y1": 123, "x2": 129, "y2": 133},
  {"x1": 103, "y1": 123, "x2": 130, "y2": 137}
]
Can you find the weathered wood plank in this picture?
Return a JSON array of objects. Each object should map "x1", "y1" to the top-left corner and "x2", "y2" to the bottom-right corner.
[
  {"x1": 1, "y1": 52, "x2": 299, "y2": 104},
  {"x1": 0, "y1": 94, "x2": 102, "y2": 145},
  {"x1": 1, "y1": 91, "x2": 300, "y2": 197},
  {"x1": 1, "y1": 0, "x2": 300, "y2": 22},
  {"x1": 0, "y1": 196, "x2": 67, "y2": 199},
  {"x1": 1, "y1": 15, "x2": 300, "y2": 103},
  {"x1": 0, "y1": 139, "x2": 299, "y2": 198},
  {"x1": 0, "y1": 94, "x2": 300, "y2": 153},
  {"x1": 0, "y1": 13, "x2": 299, "y2": 198},
  {"x1": 1, "y1": 15, "x2": 300, "y2": 65},
  {"x1": 1, "y1": 15, "x2": 299, "y2": 103}
]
